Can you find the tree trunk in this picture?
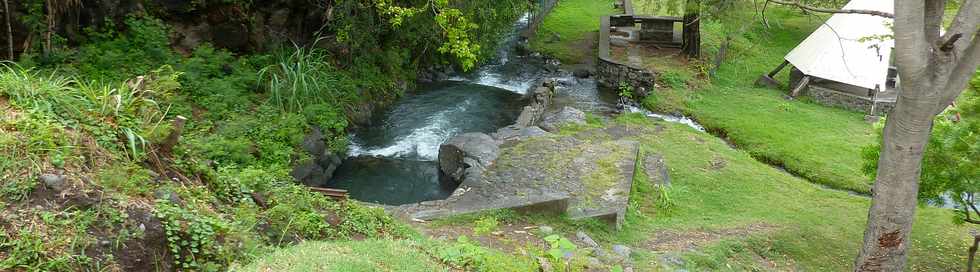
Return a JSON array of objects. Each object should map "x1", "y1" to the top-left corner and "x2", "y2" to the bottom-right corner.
[
  {"x1": 682, "y1": 0, "x2": 701, "y2": 59},
  {"x1": 3, "y1": 0, "x2": 11, "y2": 60},
  {"x1": 853, "y1": 80, "x2": 936, "y2": 271}
]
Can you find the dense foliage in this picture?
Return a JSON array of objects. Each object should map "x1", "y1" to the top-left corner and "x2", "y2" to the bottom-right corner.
[
  {"x1": 863, "y1": 73, "x2": 980, "y2": 222},
  {"x1": 0, "y1": 0, "x2": 531, "y2": 269}
]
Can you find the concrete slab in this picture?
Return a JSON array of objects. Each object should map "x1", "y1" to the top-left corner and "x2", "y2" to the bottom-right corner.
[{"x1": 393, "y1": 125, "x2": 643, "y2": 230}]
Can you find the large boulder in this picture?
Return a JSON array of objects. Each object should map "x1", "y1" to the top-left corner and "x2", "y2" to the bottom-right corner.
[
  {"x1": 438, "y1": 133, "x2": 499, "y2": 184},
  {"x1": 290, "y1": 127, "x2": 343, "y2": 186},
  {"x1": 540, "y1": 107, "x2": 587, "y2": 132}
]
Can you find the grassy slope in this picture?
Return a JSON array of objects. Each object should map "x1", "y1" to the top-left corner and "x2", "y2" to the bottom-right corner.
[
  {"x1": 528, "y1": 0, "x2": 617, "y2": 64},
  {"x1": 687, "y1": 10, "x2": 877, "y2": 193},
  {"x1": 234, "y1": 239, "x2": 447, "y2": 271},
  {"x1": 618, "y1": 4, "x2": 876, "y2": 193}
]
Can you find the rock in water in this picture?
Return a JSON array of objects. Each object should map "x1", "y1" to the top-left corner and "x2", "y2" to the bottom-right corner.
[
  {"x1": 573, "y1": 68, "x2": 592, "y2": 78},
  {"x1": 40, "y1": 173, "x2": 66, "y2": 192},
  {"x1": 540, "y1": 107, "x2": 587, "y2": 132},
  {"x1": 439, "y1": 133, "x2": 499, "y2": 184}
]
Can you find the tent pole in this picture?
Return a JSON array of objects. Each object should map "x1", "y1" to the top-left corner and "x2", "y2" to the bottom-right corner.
[{"x1": 768, "y1": 60, "x2": 789, "y2": 77}]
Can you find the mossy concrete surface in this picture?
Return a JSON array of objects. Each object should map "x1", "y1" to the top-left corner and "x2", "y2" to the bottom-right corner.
[{"x1": 395, "y1": 124, "x2": 645, "y2": 229}]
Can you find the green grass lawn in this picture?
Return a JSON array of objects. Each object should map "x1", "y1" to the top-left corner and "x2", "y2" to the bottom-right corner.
[
  {"x1": 233, "y1": 239, "x2": 448, "y2": 271},
  {"x1": 529, "y1": 0, "x2": 617, "y2": 64}
]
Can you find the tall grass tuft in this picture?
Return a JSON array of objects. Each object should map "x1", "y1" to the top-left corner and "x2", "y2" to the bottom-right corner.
[
  {"x1": 259, "y1": 43, "x2": 356, "y2": 114},
  {"x1": 0, "y1": 62, "x2": 179, "y2": 160}
]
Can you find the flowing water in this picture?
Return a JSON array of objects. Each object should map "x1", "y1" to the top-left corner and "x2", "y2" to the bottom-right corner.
[
  {"x1": 327, "y1": 83, "x2": 525, "y2": 205},
  {"x1": 323, "y1": 13, "x2": 570, "y2": 205},
  {"x1": 322, "y1": 12, "x2": 704, "y2": 205}
]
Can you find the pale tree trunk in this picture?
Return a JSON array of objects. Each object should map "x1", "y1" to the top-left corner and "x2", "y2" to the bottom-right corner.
[
  {"x1": 854, "y1": 79, "x2": 935, "y2": 271},
  {"x1": 854, "y1": 0, "x2": 980, "y2": 271}
]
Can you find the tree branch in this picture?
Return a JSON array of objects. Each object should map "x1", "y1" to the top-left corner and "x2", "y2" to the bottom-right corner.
[
  {"x1": 942, "y1": 0, "x2": 980, "y2": 57},
  {"x1": 968, "y1": 199, "x2": 980, "y2": 224},
  {"x1": 765, "y1": 0, "x2": 894, "y2": 18},
  {"x1": 965, "y1": 205, "x2": 980, "y2": 224},
  {"x1": 939, "y1": 29, "x2": 980, "y2": 108}
]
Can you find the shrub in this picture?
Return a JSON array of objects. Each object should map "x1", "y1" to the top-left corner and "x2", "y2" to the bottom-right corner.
[
  {"x1": 259, "y1": 44, "x2": 357, "y2": 114},
  {"x1": 473, "y1": 215, "x2": 499, "y2": 235},
  {"x1": 73, "y1": 16, "x2": 177, "y2": 82},
  {"x1": 435, "y1": 236, "x2": 537, "y2": 271},
  {"x1": 155, "y1": 199, "x2": 228, "y2": 271}
]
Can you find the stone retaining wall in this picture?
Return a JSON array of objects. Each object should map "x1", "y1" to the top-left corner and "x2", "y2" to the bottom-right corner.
[
  {"x1": 597, "y1": 15, "x2": 657, "y2": 98},
  {"x1": 596, "y1": 56, "x2": 656, "y2": 97},
  {"x1": 806, "y1": 85, "x2": 895, "y2": 116}
]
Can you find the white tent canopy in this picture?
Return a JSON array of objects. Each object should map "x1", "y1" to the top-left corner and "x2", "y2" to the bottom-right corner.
[{"x1": 784, "y1": 0, "x2": 894, "y2": 91}]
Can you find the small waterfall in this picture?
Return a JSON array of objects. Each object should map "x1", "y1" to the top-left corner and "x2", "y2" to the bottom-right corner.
[{"x1": 624, "y1": 105, "x2": 706, "y2": 131}]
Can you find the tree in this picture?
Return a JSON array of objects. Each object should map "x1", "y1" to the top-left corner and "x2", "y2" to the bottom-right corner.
[
  {"x1": 766, "y1": 0, "x2": 980, "y2": 270},
  {"x1": 682, "y1": 0, "x2": 701, "y2": 58},
  {"x1": 863, "y1": 82, "x2": 978, "y2": 226}
]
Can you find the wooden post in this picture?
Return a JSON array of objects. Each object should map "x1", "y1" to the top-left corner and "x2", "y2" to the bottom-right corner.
[
  {"x1": 709, "y1": 35, "x2": 730, "y2": 78},
  {"x1": 159, "y1": 116, "x2": 187, "y2": 156},
  {"x1": 869, "y1": 86, "x2": 879, "y2": 116},
  {"x1": 3, "y1": 0, "x2": 11, "y2": 60},
  {"x1": 790, "y1": 75, "x2": 810, "y2": 97},
  {"x1": 968, "y1": 234, "x2": 979, "y2": 272}
]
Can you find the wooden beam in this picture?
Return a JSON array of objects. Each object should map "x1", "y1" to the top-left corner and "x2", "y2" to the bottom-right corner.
[
  {"x1": 310, "y1": 187, "x2": 349, "y2": 200},
  {"x1": 790, "y1": 75, "x2": 811, "y2": 97}
]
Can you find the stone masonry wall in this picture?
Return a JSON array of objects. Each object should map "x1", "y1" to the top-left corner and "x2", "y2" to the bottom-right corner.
[
  {"x1": 596, "y1": 57, "x2": 656, "y2": 98},
  {"x1": 806, "y1": 85, "x2": 895, "y2": 116}
]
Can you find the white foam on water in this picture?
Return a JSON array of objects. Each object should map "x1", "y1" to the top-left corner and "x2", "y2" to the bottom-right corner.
[
  {"x1": 472, "y1": 71, "x2": 532, "y2": 94},
  {"x1": 625, "y1": 105, "x2": 705, "y2": 131},
  {"x1": 348, "y1": 11, "x2": 534, "y2": 161},
  {"x1": 348, "y1": 100, "x2": 472, "y2": 160}
]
